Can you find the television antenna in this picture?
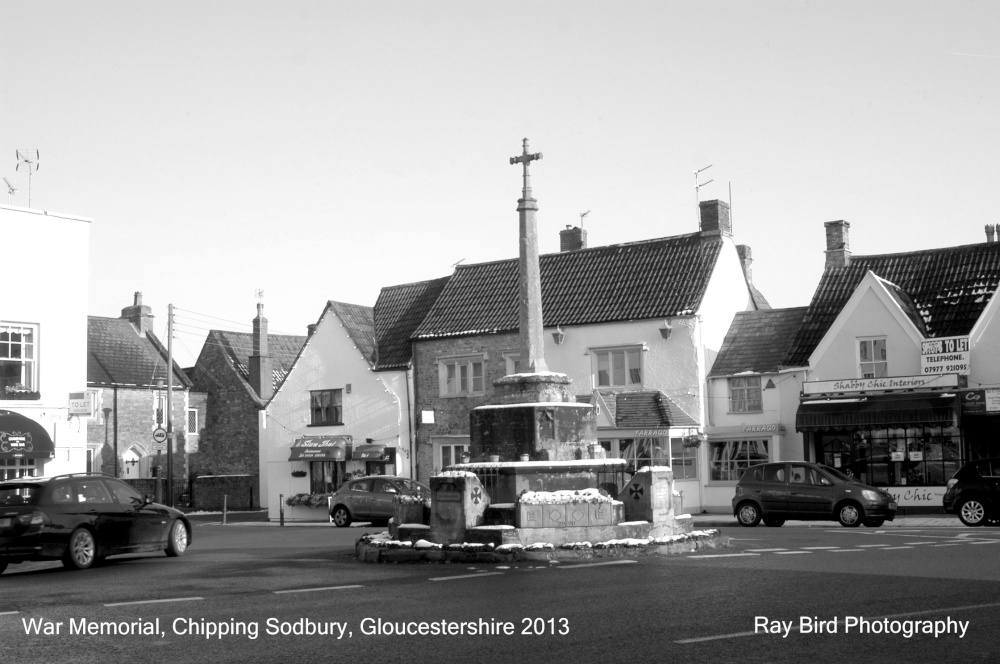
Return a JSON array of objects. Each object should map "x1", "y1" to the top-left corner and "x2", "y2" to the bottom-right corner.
[
  {"x1": 695, "y1": 164, "x2": 713, "y2": 223},
  {"x1": 579, "y1": 210, "x2": 590, "y2": 228},
  {"x1": 16, "y1": 150, "x2": 39, "y2": 207},
  {"x1": 3, "y1": 177, "x2": 16, "y2": 204}
]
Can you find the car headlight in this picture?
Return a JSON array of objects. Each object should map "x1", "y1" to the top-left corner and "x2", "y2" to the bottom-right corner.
[{"x1": 861, "y1": 489, "x2": 882, "y2": 501}]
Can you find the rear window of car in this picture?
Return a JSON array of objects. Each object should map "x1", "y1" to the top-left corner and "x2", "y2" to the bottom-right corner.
[{"x1": 0, "y1": 484, "x2": 41, "y2": 506}]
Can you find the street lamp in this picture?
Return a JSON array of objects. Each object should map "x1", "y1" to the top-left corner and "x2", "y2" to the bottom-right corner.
[{"x1": 102, "y1": 407, "x2": 114, "y2": 477}]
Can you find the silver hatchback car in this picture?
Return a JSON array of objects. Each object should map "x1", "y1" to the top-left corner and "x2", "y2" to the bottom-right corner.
[{"x1": 328, "y1": 476, "x2": 430, "y2": 527}]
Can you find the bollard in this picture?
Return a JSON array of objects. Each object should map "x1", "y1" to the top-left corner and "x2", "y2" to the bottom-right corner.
[
  {"x1": 223, "y1": 494, "x2": 228, "y2": 526},
  {"x1": 279, "y1": 494, "x2": 284, "y2": 527}
]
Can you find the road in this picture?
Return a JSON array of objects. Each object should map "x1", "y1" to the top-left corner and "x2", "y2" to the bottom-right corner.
[{"x1": 2, "y1": 521, "x2": 999, "y2": 663}]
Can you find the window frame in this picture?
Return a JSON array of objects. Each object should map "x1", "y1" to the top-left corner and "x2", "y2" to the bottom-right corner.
[
  {"x1": 309, "y1": 389, "x2": 343, "y2": 426},
  {"x1": 858, "y1": 337, "x2": 888, "y2": 378},
  {"x1": 728, "y1": 375, "x2": 763, "y2": 413},
  {"x1": 709, "y1": 438, "x2": 769, "y2": 482},
  {"x1": 591, "y1": 345, "x2": 643, "y2": 388},
  {"x1": 438, "y1": 355, "x2": 486, "y2": 397},
  {"x1": 0, "y1": 322, "x2": 39, "y2": 396}
]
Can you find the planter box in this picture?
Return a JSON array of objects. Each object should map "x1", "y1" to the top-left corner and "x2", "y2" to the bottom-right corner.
[{"x1": 394, "y1": 502, "x2": 429, "y2": 526}]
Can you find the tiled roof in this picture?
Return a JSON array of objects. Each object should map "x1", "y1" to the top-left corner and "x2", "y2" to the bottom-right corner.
[
  {"x1": 613, "y1": 391, "x2": 698, "y2": 429},
  {"x1": 87, "y1": 317, "x2": 192, "y2": 388},
  {"x1": 412, "y1": 233, "x2": 726, "y2": 339},
  {"x1": 373, "y1": 277, "x2": 450, "y2": 370},
  {"x1": 786, "y1": 242, "x2": 1000, "y2": 367},
  {"x1": 209, "y1": 329, "x2": 306, "y2": 391},
  {"x1": 709, "y1": 307, "x2": 808, "y2": 376},
  {"x1": 326, "y1": 301, "x2": 376, "y2": 365}
]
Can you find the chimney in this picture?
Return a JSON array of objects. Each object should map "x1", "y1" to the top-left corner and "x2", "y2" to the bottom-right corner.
[
  {"x1": 699, "y1": 200, "x2": 732, "y2": 237},
  {"x1": 986, "y1": 224, "x2": 996, "y2": 244},
  {"x1": 249, "y1": 302, "x2": 273, "y2": 401},
  {"x1": 559, "y1": 225, "x2": 587, "y2": 252},
  {"x1": 736, "y1": 244, "x2": 753, "y2": 282},
  {"x1": 824, "y1": 220, "x2": 851, "y2": 268},
  {"x1": 121, "y1": 291, "x2": 154, "y2": 337}
]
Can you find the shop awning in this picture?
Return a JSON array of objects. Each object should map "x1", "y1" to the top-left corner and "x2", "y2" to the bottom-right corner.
[
  {"x1": 0, "y1": 410, "x2": 56, "y2": 460},
  {"x1": 796, "y1": 395, "x2": 958, "y2": 431},
  {"x1": 287, "y1": 436, "x2": 350, "y2": 461},
  {"x1": 353, "y1": 443, "x2": 388, "y2": 460}
]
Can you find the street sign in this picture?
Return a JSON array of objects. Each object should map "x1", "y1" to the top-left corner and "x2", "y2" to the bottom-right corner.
[{"x1": 152, "y1": 428, "x2": 167, "y2": 451}]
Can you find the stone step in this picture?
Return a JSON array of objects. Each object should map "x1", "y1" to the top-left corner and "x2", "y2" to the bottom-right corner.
[{"x1": 482, "y1": 503, "x2": 516, "y2": 526}]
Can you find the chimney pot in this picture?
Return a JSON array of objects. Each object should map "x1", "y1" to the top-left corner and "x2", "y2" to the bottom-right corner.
[
  {"x1": 121, "y1": 291, "x2": 154, "y2": 336},
  {"x1": 986, "y1": 224, "x2": 996, "y2": 244}
]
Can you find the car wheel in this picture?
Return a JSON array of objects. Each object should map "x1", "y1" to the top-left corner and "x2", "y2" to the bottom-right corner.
[
  {"x1": 863, "y1": 517, "x2": 885, "y2": 528},
  {"x1": 762, "y1": 517, "x2": 785, "y2": 527},
  {"x1": 166, "y1": 519, "x2": 189, "y2": 557},
  {"x1": 958, "y1": 499, "x2": 987, "y2": 527},
  {"x1": 331, "y1": 506, "x2": 352, "y2": 528},
  {"x1": 736, "y1": 502, "x2": 761, "y2": 527},
  {"x1": 838, "y1": 502, "x2": 863, "y2": 527},
  {"x1": 63, "y1": 528, "x2": 97, "y2": 570}
]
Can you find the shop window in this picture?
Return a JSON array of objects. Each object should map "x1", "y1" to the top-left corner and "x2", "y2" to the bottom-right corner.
[
  {"x1": 1, "y1": 458, "x2": 36, "y2": 480},
  {"x1": 670, "y1": 437, "x2": 699, "y2": 480},
  {"x1": 0, "y1": 323, "x2": 38, "y2": 397},
  {"x1": 818, "y1": 426, "x2": 962, "y2": 487},
  {"x1": 439, "y1": 356, "x2": 485, "y2": 397},
  {"x1": 859, "y1": 338, "x2": 887, "y2": 378},
  {"x1": 710, "y1": 439, "x2": 769, "y2": 481},
  {"x1": 592, "y1": 347, "x2": 642, "y2": 388},
  {"x1": 310, "y1": 389, "x2": 343, "y2": 425},
  {"x1": 728, "y1": 376, "x2": 762, "y2": 413},
  {"x1": 310, "y1": 460, "x2": 341, "y2": 494}
]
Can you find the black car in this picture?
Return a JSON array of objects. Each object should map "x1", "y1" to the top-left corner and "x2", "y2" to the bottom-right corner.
[
  {"x1": 0, "y1": 472, "x2": 191, "y2": 574},
  {"x1": 328, "y1": 476, "x2": 430, "y2": 527},
  {"x1": 942, "y1": 458, "x2": 1000, "y2": 526},
  {"x1": 732, "y1": 461, "x2": 897, "y2": 528}
]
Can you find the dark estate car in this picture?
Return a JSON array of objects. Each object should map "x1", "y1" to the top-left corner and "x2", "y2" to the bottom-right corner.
[
  {"x1": 0, "y1": 473, "x2": 191, "y2": 574},
  {"x1": 732, "y1": 461, "x2": 897, "y2": 528},
  {"x1": 942, "y1": 458, "x2": 1000, "y2": 527},
  {"x1": 328, "y1": 476, "x2": 430, "y2": 527}
]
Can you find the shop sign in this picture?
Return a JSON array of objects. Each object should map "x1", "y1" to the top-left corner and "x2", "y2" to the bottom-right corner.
[
  {"x1": 960, "y1": 389, "x2": 1000, "y2": 415},
  {"x1": 802, "y1": 373, "x2": 958, "y2": 395},
  {"x1": 920, "y1": 336, "x2": 970, "y2": 376},
  {"x1": 68, "y1": 391, "x2": 95, "y2": 416},
  {"x1": 878, "y1": 485, "x2": 946, "y2": 508}
]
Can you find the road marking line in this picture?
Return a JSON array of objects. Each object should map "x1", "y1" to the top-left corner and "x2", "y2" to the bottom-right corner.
[
  {"x1": 932, "y1": 543, "x2": 963, "y2": 547},
  {"x1": 557, "y1": 560, "x2": 637, "y2": 569},
  {"x1": 0, "y1": 611, "x2": 20, "y2": 616},
  {"x1": 685, "y1": 553, "x2": 760, "y2": 559},
  {"x1": 877, "y1": 546, "x2": 914, "y2": 550},
  {"x1": 855, "y1": 544, "x2": 890, "y2": 547},
  {"x1": 677, "y1": 601, "x2": 1000, "y2": 644},
  {"x1": 429, "y1": 572, "x2": 505, "y2": 581},
  {"x1": 104, "y1": 597, "x2": 204, "y2": 607},
  {"x1": 826, "y1": 549, "x2": 864, "y2": 553},
  {"x1": 746, "y1": 548, "x2": 787, "y2": 552},
  {"x1": 773, "y1": 551, "x2": 811, "y2": 555},
  {"x1": 969, "y1": 540, "x2": 1000, "y2": 544},
  {"x1": 903, "y1": 542, "x2": 936, "y2": 545},
  {"x1": 273, "y1": 585, "x2": 364, "y2": 594},
  {"x1": 801, "y1": 546, "x2": 838, "y2": 549}
]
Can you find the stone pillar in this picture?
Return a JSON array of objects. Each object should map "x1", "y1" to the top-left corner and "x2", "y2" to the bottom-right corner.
[
  {"x1": 619, "y1": 466, "x2": 675, "y2": 526},
  {"x1": 510, "y1": 138, "x2": 548, "y2": 373},
  {"x1": 429, "y1": 472, "x2": 490, "y2": 544}
]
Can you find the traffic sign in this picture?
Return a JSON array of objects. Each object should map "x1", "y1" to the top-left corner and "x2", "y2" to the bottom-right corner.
[{"x1": 152, "y1": 428, "x2": 167, "y2": 451}]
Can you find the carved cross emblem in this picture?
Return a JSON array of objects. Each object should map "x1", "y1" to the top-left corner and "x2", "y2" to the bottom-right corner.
[{"x1": 629, "y1": 483, "x2": 644, "y2": 501}]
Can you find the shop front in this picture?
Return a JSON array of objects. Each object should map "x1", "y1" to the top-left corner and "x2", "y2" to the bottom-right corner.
[
  {"x1": 796, "y1": 380, "x2": 962, "y2": 510},
  {"x1": 958, "y1": 388, "x2": 1000, "y2": 459},
  {"x1": 703, "y1": 422, "x2": 789, "y2": 512},
  {"x1": 288, "y1": 435, "x2": 351, "y2": 494},
  {"x1": 0, "y1": 410, "x2": 55, "y2": 479}
]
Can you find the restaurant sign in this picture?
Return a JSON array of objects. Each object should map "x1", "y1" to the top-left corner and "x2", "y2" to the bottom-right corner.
[
  {"x1": 920, "y1": 336, "x2": 970, "y2": 376},
  {"x1": 802, "y1": 373, "x2": 959, "y2": 396}
]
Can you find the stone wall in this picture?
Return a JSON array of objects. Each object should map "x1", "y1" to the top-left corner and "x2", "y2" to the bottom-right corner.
[{"x1": 191, "y1": 474, "x2": 258, "y2": 510}]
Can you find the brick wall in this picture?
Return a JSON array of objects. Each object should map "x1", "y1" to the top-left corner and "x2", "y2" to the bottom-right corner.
[{"x1": 191, "y1": 475, "x2": 258, "y2": 510}]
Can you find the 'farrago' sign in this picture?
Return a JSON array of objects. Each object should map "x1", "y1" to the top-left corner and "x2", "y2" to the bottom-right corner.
[
  {"x1": 802, "y1": 373, "x2": 959, "y2": 395},
  {"x1": 920, "y1": 336, "x2": 970, "y2": 376}
]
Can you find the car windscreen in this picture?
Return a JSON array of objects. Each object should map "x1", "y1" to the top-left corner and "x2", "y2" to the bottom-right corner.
[
  {"x1": 817, "y1": 465, "x2": 853, "y2": 483},
  {"x1": 0, "y1": 484, "x2": 42, "y2": 506}
]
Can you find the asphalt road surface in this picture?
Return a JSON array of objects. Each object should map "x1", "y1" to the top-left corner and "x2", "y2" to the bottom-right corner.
[{"x1": 3, "y1": 522, "x2": 999, "y2": 663}]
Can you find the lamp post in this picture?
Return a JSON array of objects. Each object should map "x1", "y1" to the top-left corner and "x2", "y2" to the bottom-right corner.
[{"x1": 102, "y1": 407, "x2": 114, "y2": 477}]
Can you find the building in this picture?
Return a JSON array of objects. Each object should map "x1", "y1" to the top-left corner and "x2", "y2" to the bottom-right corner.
[
  {"x1": 86, "y1": 293, "x2": 196, "y2": 502},
  {"x1": 188, "y1": 302, "x2": 305, "y2": 507},
  {"x1": 704, "y1": 307, "x2": 809, "y2": 511},
  {"x1": 408, "y1": 201, "x2": 764, "y2": 512},
  {"x1": 1, "y1": 204, "x2": 91, "y2": 479}
]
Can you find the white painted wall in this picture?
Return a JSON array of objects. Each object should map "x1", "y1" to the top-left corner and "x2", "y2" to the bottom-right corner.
[
  {"x1": 1, "y1": 205, "x2": 91, "y2": 475},
  {"x1": 259, "y1": 306, "x2": 411, "y2": 520}
]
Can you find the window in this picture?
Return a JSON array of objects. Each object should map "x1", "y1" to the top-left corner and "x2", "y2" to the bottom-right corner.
[
  {"x1": 728, "y1": 376, "x2": 762, "y2": 413},
  {"x1": 433, "y1": 438, "x2": 469, "y2": 473},
  {"x1": 710, "y1": 439, "x2": 769, "y2": 481},
  {"x1": 593, "y1": 347, "x2": 642, "y2": 388},
  {"x1": 859, "y1": 338, "x2": 887, "y2": 378},
  {"x1": 187, "y1": 408, "x2": 198, "y2": 434},
  {"x1": 670, "y1": 437, "x2": 699, "y2": 480},
  {"x1": 503, "y1": 352, "x2": 522, "y2": 376},
  {"x1": 0, "y1": 323, "x2": 38, "y2": 396},
  {"x1": 439, "y1": 356, "x2": 485, "y2": 396},
  {"x1": 310, "y1": 389, "x2": 343, "y2": 425},
  {"x1": 310, "y1": 460, "x2": 340, "y2": 494},
  {"x1": 0, "y1": 458, "x2": 36, "y2": 480},
  {"x1": 107, "y1": 479, "x2": 144, "y2": 507}
]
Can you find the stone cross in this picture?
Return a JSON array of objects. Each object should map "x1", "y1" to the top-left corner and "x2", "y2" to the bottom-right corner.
[{"x1": 509, "y1": 138, "x2": 548, "y2": 373}]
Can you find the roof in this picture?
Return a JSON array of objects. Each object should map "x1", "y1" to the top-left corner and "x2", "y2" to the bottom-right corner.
[
  {"x1": 786, "y1": 241, "x2": 1000, "y2": 367},
  {"x1": 206, "y1": 329, "x2": 306, "y2": 392},
  {"x1": 372, "y1": 277, "x2": 450, "y2": 370},
  {"x1": 412, "y1": 233, "x2": 727, "y2": 339},
  {"x1": 581, "y1": 390, "x2": 697, "y2": 429},
  {"x1": 87, "y1": 317, "x2": 192, "y2": 388},
  {"x1": 709, "y1": 307, "x2": 808, "y2": 376},
  {"x1": 325, "y1": 301, "x2": 376, "y2": 365}
]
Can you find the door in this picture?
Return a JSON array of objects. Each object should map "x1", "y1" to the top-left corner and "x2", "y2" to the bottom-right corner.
[
  {"x1": 369, "y1": 478, "x2": 399, "y2": 520},
  {"x1": 70, "y1": 479, "x2": 130, "y2": 552},
  {"x1": 755, "y1": 463, "x2": 789, "y2": 514},
  {"x1": 345, "y1": 479, "x2": 374, "y2": 520},
  {"x1": 104, "y1": 479, "x2": 165, "y2": 547},
  {"x1": 786, "y1": 465, "x2": 840, "y2": 516}
]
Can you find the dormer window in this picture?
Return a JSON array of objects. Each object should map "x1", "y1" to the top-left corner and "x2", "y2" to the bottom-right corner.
[{"x1": 859, "y1": 338, "x2": 887, "y2": 378}]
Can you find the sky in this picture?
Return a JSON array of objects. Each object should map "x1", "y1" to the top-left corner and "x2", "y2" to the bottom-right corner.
[{"x1": 3, "y1": 1, "x2": 1000, "y2": 366}]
